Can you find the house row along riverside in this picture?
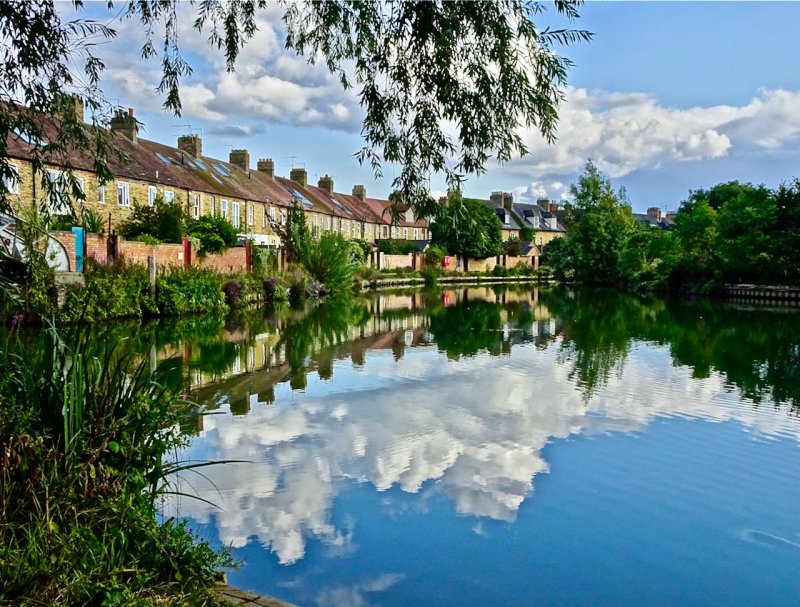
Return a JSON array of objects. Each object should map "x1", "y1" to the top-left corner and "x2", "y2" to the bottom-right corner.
[{"x1": 2, "y1": 99, "x2": 429, "y2": 248}]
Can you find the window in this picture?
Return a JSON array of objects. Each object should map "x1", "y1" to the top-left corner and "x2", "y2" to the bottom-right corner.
[
  {"x1": 280, "y1": 210, "x2": 286, "y2": 225},
  {"x1": 210, "y1": 196, "x2": 216, "y2": 216},
  {"x1": 262, "y1": 206, "x2": 267, "y2": 228},
  {"x1": 75, "y1": 177, "x2": 85, "y2": 201},
  {"x1": 382, "y1": 225, "x2": 388, "y2": 238},
  {"x1": 532, "y1": 216, "x2": 540, "y2": 229},
  {"x1": 327, "y1": 216, "x2": 331, "y2": 230},
  {"x1": 117, "y1": 181, "x2": 130, "y2": 207},
  {"x1": 147, "y1": 185, "x2": 157, "y2": 206},
  {"x1": 269, "y1": 207, "x2": 276, "y2": 222},
  {"x1": 164, "y1": 190, "x2": 175, "y2": 204},
  {"x1": 3, "y1": 163, "x2": 19, "y2": 195},
  {"x1": 47, "y1": 170, "x2": 69, "y2": 215},
  {"x1": 232, "y1": 202, "x2": 240, "y2": 228},
  {"x1": 193, "y1": 194, "x2": 201, "y2": 218},
  {"x1": 403, "y1": 228, "x2": 408, "y2": 240},
  {"x1": 98, "y1": 181, "x2": 106, "y2": 204},
  {"x1": 221, "y1": 199, "x2": 228, "y2": 219},
  {"x1": 346, "y1": 220, "x2": 351, "y2": 235},
  {"x1": 311, "y1": 215, "x2": 317, "y2": 235},
  {"x1": 413, "y1": 228, "x2": 418, "y2": 240},
  {"x1": 247, "y1": 204, "x2": 254, "y2": 226}
]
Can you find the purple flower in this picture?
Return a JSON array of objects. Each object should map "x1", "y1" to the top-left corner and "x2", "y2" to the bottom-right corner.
[{"x1": 10, "y1": 314, "x2": 22, "y2": 328}]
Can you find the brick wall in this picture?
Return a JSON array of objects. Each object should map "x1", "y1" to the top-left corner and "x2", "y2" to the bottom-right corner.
[
  {"x1": 119, "y1": 240, "x2": 184, "y2": 269},
  {"x1": 466, "y1": 257, "x2": 500, "y2": 273},
  {"x1": 85, "y1": 233, "x2": 108, "y2": 265},
  {"x1": 49, "y1": 231, "x2": 76, "y2": 272},
  {"x1": 195, "y1": 246, "x2": 248, "y2": 273}
]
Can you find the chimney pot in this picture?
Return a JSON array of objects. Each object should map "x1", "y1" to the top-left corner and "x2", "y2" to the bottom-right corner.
[
  {"x1": 177, "y1": 134, "x2": 202, "y2": 158},
  {"x1": 257, "y1": 158, "x2": 275, "y2": 178},
  {"x1": 318, "y1": 174, "x2": 334, "y2": 194},
  {"x1": 290, "y1": 167, "x2": 307, "y2": 188},
  {"x1": 110, "y1": 108, "x2": 137, "y2": 143},
  {"x1": 352, "y1": 184, "x2": 366, "y2": 202},
  {"x1": 229, "y1": 149, "x2": 250, "y2": 171}
]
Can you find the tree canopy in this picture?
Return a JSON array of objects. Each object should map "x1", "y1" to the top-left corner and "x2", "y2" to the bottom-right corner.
[
  {"x1": 0, "y1": 1, "x2": 591, "y2": 218},
  {"x1": 430, "y1": 194, "x2": 503, "y2": 258}
]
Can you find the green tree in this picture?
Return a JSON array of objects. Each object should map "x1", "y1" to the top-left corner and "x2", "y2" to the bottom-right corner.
[
  {"x1": 186, "y1": 215, "x2": 240, "y2": 255},
  {"x1": 773, "y1": 179, "x2": 800, "y2": 285},
  {"x1": 617, "y1": 222, "x2": 678, "y2": 290},
  {"x1": 0, "y1": 1, "x2": 590, "y2": 220},
  {"x1": 118, "y1": 196, "x2": 185, "y2": 244},
  {"x1": 431, "y1": 194, "x2": 503, "y2": 259},
  {"x1": 285, "y1": 200, "x2": 312, "y2": 263},
  {"x1": 559, "y1": 161, "x2": 634, "y2": 284}
]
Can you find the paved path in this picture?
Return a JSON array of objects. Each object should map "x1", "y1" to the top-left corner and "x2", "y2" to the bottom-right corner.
[{"x1": 217, "y1": 584, "x2": 298, "y2": 606}]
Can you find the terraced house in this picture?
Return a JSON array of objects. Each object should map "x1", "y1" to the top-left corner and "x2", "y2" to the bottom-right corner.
[{"x1": 3, "y1": 98, "x2": 430, "y2": 248}]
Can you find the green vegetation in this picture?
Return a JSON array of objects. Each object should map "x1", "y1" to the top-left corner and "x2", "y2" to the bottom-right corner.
[
  {"x1": 0, "y1": 2, "x2": 589, "y2": 220},
  {"x1": 546, "y1": 162, "x2": 800, "y2": 292},
  {"x1": 0, "y1": 327, "x2": 232, "y2": 605},
  {"x1": 119, "y1": 198, "x2": 186, "y2": 245},
  {"x1": 186, "y1": 215, "x2": 241, "y2": 256},
  {"x1": 299, "y1": 233, "x2": 356, "y2": 296},
  {"x1": 431, "y1": 195, "x2": 503, "y2": 259},
  {"x1": 377, "y1": 239, "x2": 418, "y2": 255}
]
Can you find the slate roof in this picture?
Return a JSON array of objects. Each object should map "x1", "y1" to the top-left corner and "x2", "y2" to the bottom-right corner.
[{"x1": 633, "y1": 213, "x2": 674, "y2": 229}]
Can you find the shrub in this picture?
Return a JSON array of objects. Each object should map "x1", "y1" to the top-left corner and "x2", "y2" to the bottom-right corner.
[
  {"x1": 134, "y1": 234, "x2": 160, "y2": 245},
  {"x1": 421, "y1": 265, "x2": 441, "y2": 285},
  {"x1": 119, "y1": 197, "x2": 185, "y2": 244},
  {"x1": 222, "y1": 280, "x2": 243, "y2": 307},
  {"x1": 350, "y1": 239, "x2": 372, "y2": 264},
  {"x1": 492, "y1": 264, "x2": 509, "y2": 277},
  {"x1": 299, "y1": 233, "x2": 354, "y2": 295},
  {"x1": 506, "y1": 236, "x2": 522, "y2": 257},
  {"x1": 377, "y1": 238, "x2": 418, "y2": 255},
  {"x1": 185, "y1": 215, "x2": 240, "y2": 255},
  {"x1": 156, "y1": 267, "x2": 225, "y2": 316},
  {"x1": 264, "y1": 277, "x2": 288, "y2": 303},
  {"x1": 425, "y1": 245, "x2": 445, "y2": 267}
]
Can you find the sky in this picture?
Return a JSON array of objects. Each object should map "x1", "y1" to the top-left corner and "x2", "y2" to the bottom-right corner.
[{"x1": 71, "y1": 1, "x2": 800, "y2": 212}]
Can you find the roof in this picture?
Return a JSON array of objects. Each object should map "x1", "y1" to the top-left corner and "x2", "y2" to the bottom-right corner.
[{"x1": 634, "y1": 213, "x2": 674, "y2": 229}]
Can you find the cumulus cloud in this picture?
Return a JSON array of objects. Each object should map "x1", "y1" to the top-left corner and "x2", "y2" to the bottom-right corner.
[
  {"x1": 504, "y1": 87, "x2": 800, "y2": 184},
  {"x1": 207, "y1": 124, "x2": 267, "y2": 138}
]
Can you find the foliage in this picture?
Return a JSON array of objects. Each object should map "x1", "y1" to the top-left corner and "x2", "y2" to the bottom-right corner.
[
  {"x1": 506, "y1": 235, "x2": 522, "y2": 256},
  {"x1": 264, "y1": 277, "x2": 289, "y2": 304},
  {"x1": 350, "y1": 239, "x2": 372, "y2": 264},
  {"x1": 119, "y1": 198, "x2": 185, "y2": 244},
  {"x1": 285, "y1": 200, "x2": 312, "y2": 263},
  {"x1": 424, "y1": 245, "x2": 446, "y2": 268},
  {"x1": 377, "y1": 238, "x2": 419, "y2": 255},
  {"x1": 429, "y1": 299, "x2": 505, "y2": 359},
  {"x1": 59, "y1": 259, "x2": 156, "y2": 322},
  {"x1": 519, "y1": 226, "x2": 535, "y2": 242},
  {"x1": 222, "y1": 280, "x2": 243, "y2": 307},
  {"x1": 555, "y1": 161, "x2": 634, "y2": 285},
  {"x1": 155, "y1": 267, "x2": 226, "y2": 316},
  {"x1": 186, "y1": 214, "x2": 241, "y2": 256},
  {"x1": 430, "y1": 194, "x2": 503, "y2": 258},
  {"x1": 299, "y1": 233, "x2": 355, "y2": 295},
  {"x1": 420, "y1": 265, "x2": 442, "y2": 285},
  {"x1": 1, "y1": 1, "x2": 590, "y2": 225},
  {"x1": 0, "y1": 327, "x2": 232, "y2": 605}
]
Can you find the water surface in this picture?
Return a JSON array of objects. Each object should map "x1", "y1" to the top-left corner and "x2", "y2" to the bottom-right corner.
[{"x1": 165, "y1": 288, "x2": 800, "y2": 606}]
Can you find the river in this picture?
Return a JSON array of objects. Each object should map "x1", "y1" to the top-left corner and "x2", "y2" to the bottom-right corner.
[{"x1": 116, "y1": 287, "x2": 800, "y2": 605}]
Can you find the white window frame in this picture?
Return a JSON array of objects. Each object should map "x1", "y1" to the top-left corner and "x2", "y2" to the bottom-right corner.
[
  {"x1": 147, "y1": 185, "x2": 157, "y2": 206},
  {"x1": 403, "y1": 227, "x2": 409, "y2": 239},
  {"x1": 327, "y1": 216, "x2": 331, "y2": 230},
  {"x1": 98, "y1": 181, "x2": 106, "y2": 204},
  {"x1": 221, "y1": 199, "x2": 228, "y2": 219},
  {"x1": 117, "y1": 181, "x2": 130, "y2": 207},
  {"x1": 164, "y1": 190, "x2": 175, "y2": 204},
  {"x1": 47, "y1": 169, "x2": 70, "y2": 215},
  {"x1": 193, "y1": 194, "x2": 201, "y2": 218},
  {"x1": 413, "y1": 228, "x2": 418, "y2": 240},
  {"x1": 247, "y1": 203, "x2": 254, "y2": 226},
  {"x1": 232, "y1": 201, "x2": 241, "y2": 228},
  {"x1": 3, "y1": 163, "x2": 19, "y2": 195},
  {"x1": 280, "y1": 210, "x2": 286, "y2": 226},
  {"x1": 210, "y1": 196, "x2": 216, "y2": 216},
  {"x1": 262, "y1": 206, "x2": 267, "y2": 228},
  {"x1": 269, "y1": 206, "x2": 276, "y2": 222},
  {"x1": 533, "y1": 216, "x2": 540, "y2": 229}
]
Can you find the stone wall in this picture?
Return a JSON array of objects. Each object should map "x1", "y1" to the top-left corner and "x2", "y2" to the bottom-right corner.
[{"x1": 195, "y1": 246, "x2": 249, "y2": 273}]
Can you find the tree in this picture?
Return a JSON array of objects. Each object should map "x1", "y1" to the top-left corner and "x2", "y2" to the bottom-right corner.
[
  {"x1": 186, "y1": 215, "x2": 240, "y2": 255},
  {"x1": 118, "y1": 196, "x2": 185, "y2": 244},
  {"x1": 559, "y1": 161, "x2": 634, "y2": 285},
  {"x1": 431, "y1": 194, "x2": 503, "y2": 259},
  {"x1": 773, "y1": 179, "x2": 800, "y2": 285},
  {"x1": 284, "y1": 200, "x2": 311, "y2": 263},
  {"x1": 0, "y1": 1, "x2": 591, "y2": 219}
]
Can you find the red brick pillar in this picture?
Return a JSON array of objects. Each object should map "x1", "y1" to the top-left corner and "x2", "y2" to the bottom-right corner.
[
  {"x1": 245, "y1": 241, "x2": 252, "y2": 272},
  {"x1": 182, "y1": 237, "x2": 192, "y2": 270}
]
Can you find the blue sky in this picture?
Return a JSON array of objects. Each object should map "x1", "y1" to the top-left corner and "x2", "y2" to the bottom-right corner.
[{"x1": 75, "y1": 1, "x2": 800, "y2": 211}]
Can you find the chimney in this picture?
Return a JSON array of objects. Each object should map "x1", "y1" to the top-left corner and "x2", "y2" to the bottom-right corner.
[
  {"x1": 290, "y1": 167, "x2": 307, "y2": 187},
  {"x1": 110, "y1": 108, "x2": 137, "y2": 143},
  {"x1": 229, "y1": 149, "x2": 250, "y2": 171},
  {"x1": 549, "y1": 201, "x2": 559, "y2": 215},
  {"x1": 352, "y1": 185, "x2": 366, "y2": 202},
  {"x1": 63, "y1": 94, "x2": 84, "y2": 123},
  {"x1": 318, "y1": 174, "x2": 334, "y2": 194},
  {"x1": 490, "y1": 191, "x2": 513, "y2": 211},
  {"x1": 178, "y1": 134, "x2": 202, "y2": 158},
  {"x1": 647, "y1": 207, "x2": 662, "y2": 220},
  {"x1": 257, "y1": 158, "x2": 275, "y2": 178}
]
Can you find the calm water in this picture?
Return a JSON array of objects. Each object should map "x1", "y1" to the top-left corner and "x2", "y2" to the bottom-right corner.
[{"x1": 154, "y1": 288, "x2": 800, "y2": 605}]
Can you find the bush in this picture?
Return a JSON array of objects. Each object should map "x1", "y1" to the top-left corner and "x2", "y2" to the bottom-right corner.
[
  {"x1": 299, "y1": 233, "x2": 355, "y2": 295},
  {"x1": 350, "y1": 238, "x2": 372, "y2": 263},
  {"x1": 264, "y1": 277, "x2": 288, "y2": 303},
  {"x1": 222, "y1": 280, "x2": 243, "y2": 307},
  {"x1": 185, "y1": 215, "x2": 240, "y2": 256},
  {"x1": 119, "y1": 197, "x2": 185, "y2": 244},
  {"x1": 377, "y1": 238, "x2": 418, "y2": 255},
  {"x1": 425, "y1": 245, "x2": 445, "y2": 267},
  {"x1": 506, "y1": 236, "x2": 522, "y2": 257},
  {"x1": 421, "y1": 265, "x2": 441, "y2": 285},
  {"x1": 492, "y1": 264, "x2": 509, "y2": 277},
  {"x1": 156, "y1": 267, "x2": 225, "y2": 316},
  {"x1": 133, "y1": 234, "x2": 160, "y2": 245}
]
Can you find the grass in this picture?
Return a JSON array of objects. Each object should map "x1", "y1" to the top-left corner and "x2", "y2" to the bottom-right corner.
[{"x1": 0, "y1": 325, "x2": 233, "y2": 606}]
